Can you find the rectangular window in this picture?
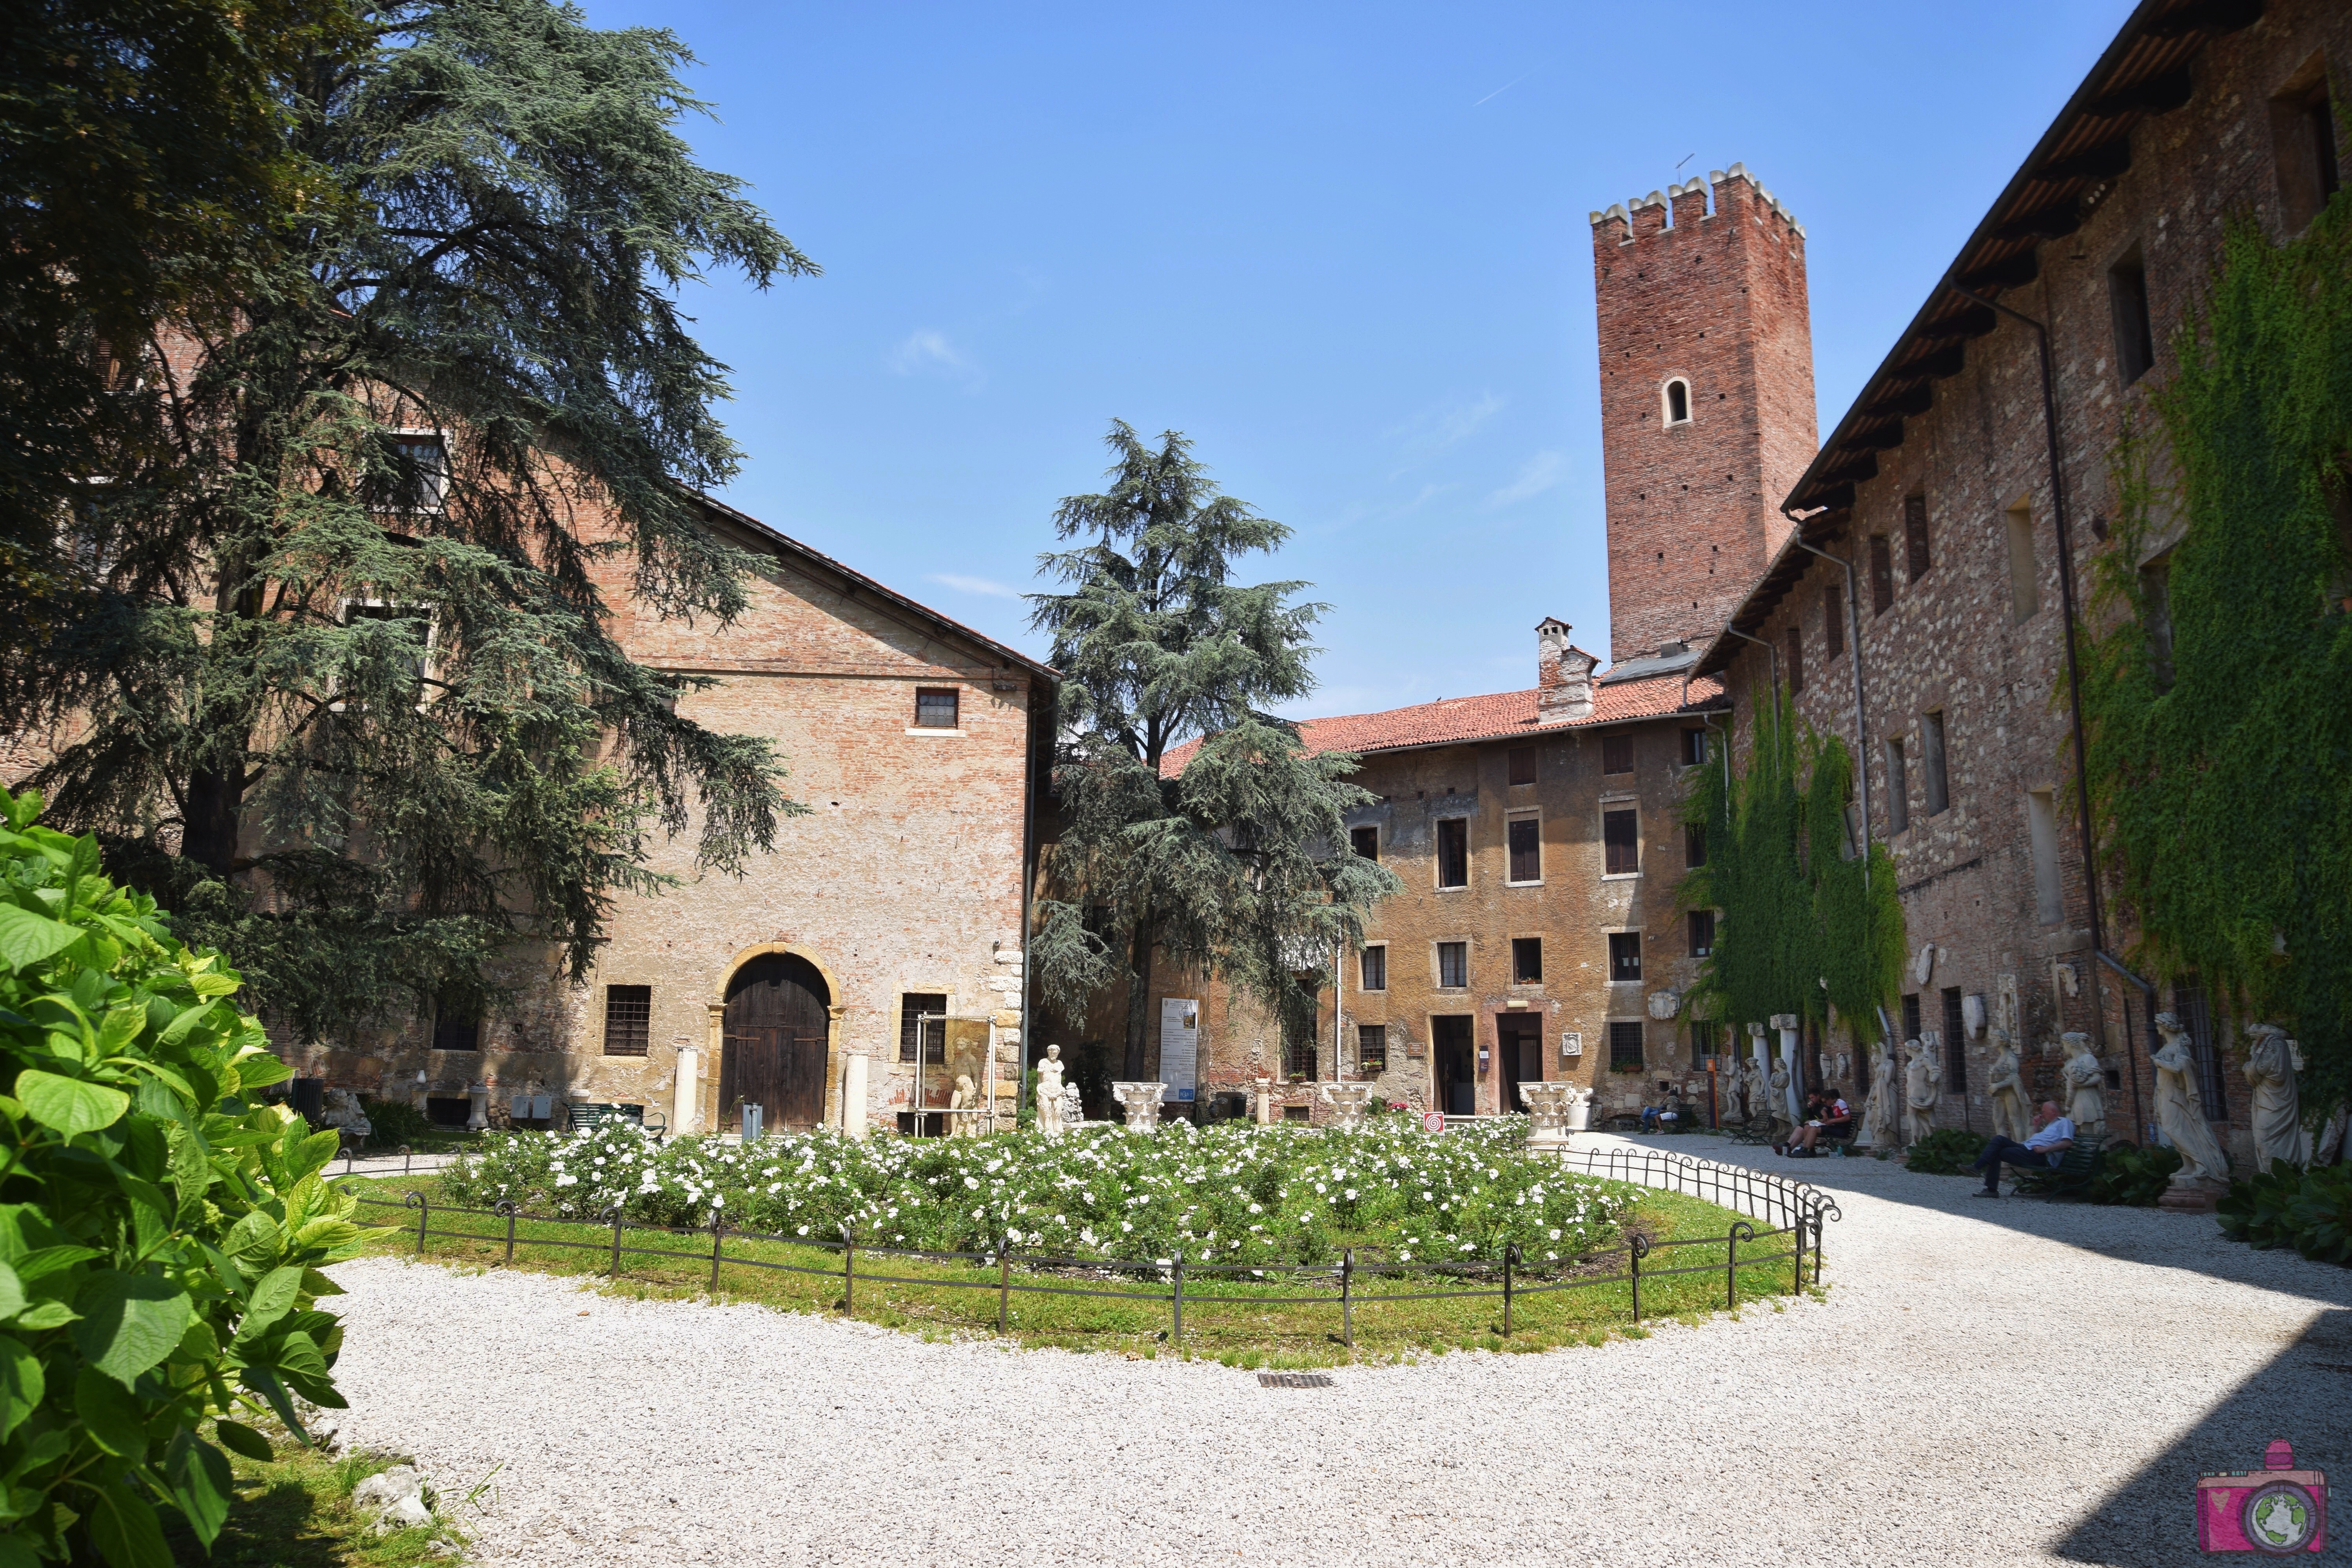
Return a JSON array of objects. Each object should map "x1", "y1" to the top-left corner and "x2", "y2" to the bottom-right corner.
[
  {"x1": 2027, "y1": 789, "x2": 2063, "y2": 924},
  {"x1": 1901, "y1": 992, "x2": 1922, "y2": 1046},
  {"x1": 2140, "y1": 553, "x2": 2176, "y2": 692},
  {"x1": 1359, "y1": 945, "x2": 1387, "y2": 992},
  {"x1": 2273, "y1": 61, "x2": 2343, "y2": 231},
  {"x1": 1686, "y1": 1018, "x2": 1721, "y2": 1063},
  {"x1": 1603, "y1": 808, "x2": 1639, "y2": 875},
  {"x1": 1608, "y1": 931, "x2": 1642, "y2": 983},
  {"x1": 1785, "y1": 625, "x2": 1804, "y2": 695},
  {"x1": 1357, "y1": 1024, "x2": 1388, "y2": 1075},
  {"x1": 1349, "y1": 825, "x2": 1379, "y2": 860},
  {"x1": 1601, "y1": 732, "x2": 1634, "y2": 775},
  {"x1": 1684, "y1": 822, "x2": 1706, "y2": 867},
  {"x1": 1868, "y1": 534, "x2": 1895, "y2": 615},
  {"x1": 1436, "y1": 818, "x2": 1468, "y2": 888},
  {"x1": 1903, "y1": 494, "x2": 1932, "y2": 583},
  {"x1": 1508, "y1": 746, "x2": 1537, "y2": 786},
  {"x1": 2006, "y1": 501, "x2": 2041, "y2": 622},
  {"x1": 1681, "y1": 728, "x2": 1708, "y2": 767},
  {"x1": 1436, "y1": 942, "x2": 1468, "y2": 989},
  {"x1": 898, "y1": 993, "x2": 947, "y2": 1063},
  {"x1": 1824, "y1": 583, "x2": 1844, "y2": 659},
  {"x1": 1687, "y1": 909, "x2": 1715, "y2": 958},
  {"x1": 913, "y1": 688, "x2": 960, "y2": 729},
  {"x1": 388, "y1": 435, "x2": 448, "y2": 512},
  {"x1": 1942, "y1": 987, "x2": 1967, "y2": 1090},
  {"x1": 431, "y1": 998, "x2": 479, "y2": 1053},
  {"x1": 2109, "y1": 247, "x2": 2155, "y2": 386},
  {"x1": 1922, "y1": 710, "x2": 1950, "y2": 817},
  {"x1": 1886, "y1": 737, "x2": 1911, "y2": 833},
  {"x1": 1511, "y1": 937, "x2": 1543, "y2": 985},
  {"x1": 2174, "y1": 973, "x2": 2228, "y2": 1118},
  {"x1": 1506, "y1": 816, "x2": 1541, "y2": 883},
  {"x1": 603, "y1": 984, "x2": 652, "y2": 1057},
  {"x1": 1608, "y1": 1021, "x2": 1646, "y2": 1071}
]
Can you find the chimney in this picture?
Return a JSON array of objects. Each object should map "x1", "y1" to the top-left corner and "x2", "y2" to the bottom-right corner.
[{"x1": 1535, "y1": 619, "x2": 1596, "y2": 723}]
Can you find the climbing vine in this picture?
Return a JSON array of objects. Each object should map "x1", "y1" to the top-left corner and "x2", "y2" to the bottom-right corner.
[
  {"x1": 2078, "y1": 191, "x2": 2352, "y2": 1118},
  {"x1": 1679, "y1": 687, "x2": 1906, "y2": 1047}
]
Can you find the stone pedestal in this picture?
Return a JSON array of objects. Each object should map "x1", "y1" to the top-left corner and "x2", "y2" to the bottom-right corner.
[
  {"x1": 1111, "y1": 1082, "x2": 1166, "y2": 1132},
  {"x1": 673, "y1": 1045, "x2": 700, "y2": 1135},
  {"x1": 1564, "y1": 1085, "x2": 1593, "y2": 1131},
  {"x1": 1320, "y1": 1082, "x2": 1375, "y2": 1131},
  {"x1": 466, "y1": 1081, "x2": 490, "y2": 1131},
  {"x1": 2159, "y1": 1176, "x2": 2227, "y2": 1214},
  {"x1": 1519, "y1": 1082, "x2": 1575, "y2": 1151},
  {"x1": 1253, "y1": 1076, "x2": 1276, "y2": 1125},
  {"x1": 841, "y1": 1050, "x2": 868, "y2": 1138}
]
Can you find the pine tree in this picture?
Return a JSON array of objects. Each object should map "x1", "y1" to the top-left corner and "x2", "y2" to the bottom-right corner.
[
  {"x1": 5, "y1": 0, "x2": 817, "y2": 1038},
  {"x1": 1029, "y1": 422, "x2": 1399, "y2": 1082}
]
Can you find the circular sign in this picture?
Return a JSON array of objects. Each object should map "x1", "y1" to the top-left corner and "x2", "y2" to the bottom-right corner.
[
  {"x1": 1421, "y1": 1110, "x2": 1445, "y2": 1134},
  {"x1": 2241, "y1": 1481, "x2": 2321, "y2": 1555}
]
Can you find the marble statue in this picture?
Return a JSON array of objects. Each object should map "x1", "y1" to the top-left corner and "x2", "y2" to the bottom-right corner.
[
  {"x1": 2059, "y1": 1033, "x2": 2106, "y2": 1136},
  {"x1": 1034, "y1": 1045, "x2": 1067, "y2": 1138},
  {"x1": 2318, "y1": 1105, "x2": 2348, "y2": 1169},
  {"x1": 1719, "y1": 1060, "x2": 1746, "y2": 1125},
  {"x1": 318, "y1": 1087, "x2": 372, "y2": 1143},
  {"x1": 2244, "y1": 1024, "x2": 2310, "y2": 1171},
  {"x1": 1767, "y1": 1060, "x2": 1793, "y2": 1136},
  {"x1": 1061, "y1": 1080, "x2": 1085, "y2": 1131},
  {"x1": 1902, "y1": 1039, "x2": 1941, "y2": 1146},
  {"x1": 1741, "y1": 1056, "x2": 1768, "y2": 1125},
  {"x1": 1860, "y1": 1041, "x2": 1897, "y2": 1149},
  {"x1": 948, "y1": 1074, "x2": 978, "y2": 1138},
  {"x1": 2149, "y1": 1013, "x2": 2229, "y2": 1184},
  {"x1": 1985, "y1": 1030, "x2": 2033, "y2": 1145}
]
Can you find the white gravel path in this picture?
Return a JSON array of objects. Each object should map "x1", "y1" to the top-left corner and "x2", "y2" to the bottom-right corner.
[{"x1": 325, "y1": 1134, "x2": 2352, "y2": 1567}]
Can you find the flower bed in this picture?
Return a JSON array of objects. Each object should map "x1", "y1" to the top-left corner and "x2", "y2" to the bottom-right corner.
[{"x1": 437, "y1": 1118, "x2": 1630, "y2": 1269}]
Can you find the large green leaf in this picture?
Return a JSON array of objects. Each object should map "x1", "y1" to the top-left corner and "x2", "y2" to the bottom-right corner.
[
  {"x1": 234, "y1": 1265, "x2": 305, "y2": 1341},
  {"x1": 212, "y1": 1419, "x2": 273, "y2": 1463},
  {"x1": 15, "y1": 1070, "x2": 129, "y2": 1137},
  {"x1": 86, "y1": 1481, "x2": 171, "y2": 1568},
  {"x1": 73, "y1": 1366, "x2": 147, "y2": 1460},
  {"x1": 0, "y1": 1334, "x2": 43, "y2": 1441},
  {"x1": 0, "y1": 1262, "x2": 22, "y2": 1322},
  {"x1": 71, "y1": 1271, "x2": 194, "y2": 1387},
  {"x1": 163, "y1": 1431, "x2": 234, "y2": 1548},
  {"x1": 0, "y1": 904, "x2": 85, "y2": 972}
]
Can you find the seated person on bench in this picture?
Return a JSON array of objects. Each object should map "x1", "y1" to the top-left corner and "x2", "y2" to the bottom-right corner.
[
  {"x1": 1971, "y1": 1102, "x2": 2075, "y2": 1196},
  {"x1": 1781, "y1": 1090, "x2": 1852, "y2": 1156}
]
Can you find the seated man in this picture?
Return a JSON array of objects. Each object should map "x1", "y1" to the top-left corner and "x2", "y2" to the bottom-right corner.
[
  {"x1": 1782, "y1": 1090, "x2": 1853, "y2": 1156},
  {"x1": 1971, "y1": 1101, "x2": 2075, "y2": 1196},
  {"x1": 1639, "y1": 1102, "x2": 1664, "y2": 1133}
]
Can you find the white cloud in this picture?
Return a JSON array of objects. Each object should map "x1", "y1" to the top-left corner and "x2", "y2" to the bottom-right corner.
[
  {"x1": 926, "y1": 572, "x2": 1022, "y2": 600},
  {"x1": 889, "y1": 329, "x2": 982, "y2": 387},
  {"x1": 1488, "y1": 450, "x2": 1566, "y2": 507},
  {"x1": 1387, "y1": 391, "x2": 1505, "y2": 467}
]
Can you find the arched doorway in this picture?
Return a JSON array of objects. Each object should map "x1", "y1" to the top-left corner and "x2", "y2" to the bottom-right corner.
[{"x1": 719, "y1": 953, "x2": 831, "y2": 1131}]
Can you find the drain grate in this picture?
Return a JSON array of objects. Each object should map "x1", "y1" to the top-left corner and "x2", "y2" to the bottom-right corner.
[{"x1": 1257, "y1": 1372, "x2": 1335, "y2": 1388}]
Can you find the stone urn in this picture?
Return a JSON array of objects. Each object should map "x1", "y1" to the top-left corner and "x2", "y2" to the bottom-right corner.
[
  {"x1": 1518, "y1": 1081, "x2": 1575, "y2": 1151},
  {"x1": 465, "y1": 1081, "x2": 490, "y2": 1131},
  {"x1": 1319, "y1": 1082, "x2": 1375, "y2": 1131},
  {"x1": 1109, "y1": 1082, "x2": 1166, "y2": 1132}
]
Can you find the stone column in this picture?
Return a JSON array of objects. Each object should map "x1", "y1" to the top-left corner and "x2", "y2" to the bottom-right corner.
[
  {"x1": 1772, "y1": 1012, "x2": 1803, "y2": 1124},
  {"x1": 672, "y1": 1045, "x2": 699, "y2": 1135},
  {"x1": 1254, "y1": 1075, "x2": 1275, "y2": 1125},
  {"x1": 1519, "y1": 1081, "x2": 1573, "y2": 1151},
  {"x1": 1111, "y1": 1082, "x2": 1166, "y2": 1131},
  {"x1": 841, "y1": 1050, "x2": 869, "y2": 1137}
]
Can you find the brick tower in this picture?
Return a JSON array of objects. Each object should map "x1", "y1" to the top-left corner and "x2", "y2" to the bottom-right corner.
[{"x1": 1590, "y1": 163, "x2": 1817, "y2": 665}]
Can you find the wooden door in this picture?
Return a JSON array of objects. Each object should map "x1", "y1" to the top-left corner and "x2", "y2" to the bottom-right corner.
[
  {"x1": 1433, "y1": 1016, "x2": 1475, "y2": 1116},
  {"x1": 720, "y1": 954, "x2": 831, "y2": 1130},
  {"x1": 1497, "y1": 1016, "x2": 1543, "y2": 1109}
]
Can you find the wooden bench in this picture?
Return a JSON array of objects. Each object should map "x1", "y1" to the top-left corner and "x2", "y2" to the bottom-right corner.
[
  {"x1": 2011, "y1": 1134, "x2": 2107, "y2": 1199},
  {"x1": 569, "y1": 1102, "x2": 668, "y2": 1141},
  {"x1": 1726, "y1": 1116, "x2": 1777, "y2": 1146}
]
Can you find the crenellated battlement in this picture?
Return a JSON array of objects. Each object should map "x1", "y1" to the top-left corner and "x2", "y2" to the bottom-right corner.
[{"x1": 1588, "y1": 162, "x2": 1806, "y2": 248}]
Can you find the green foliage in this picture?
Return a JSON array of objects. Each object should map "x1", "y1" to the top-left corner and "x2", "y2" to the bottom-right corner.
[
  {"x1": 1681, "y1": 688, "x2": 1904, "y2": 1041},
  {"x1": 0, "y1": 788, "x2": 364, "y2": 1564},
  {"x1": 2083, "y1": 1141, "x2": 2182, "y2": 1207},
  {"x1": 11, "y1": 0, "x2": 817, "y2": 1040},
  {"x1": 2078, "y1": 192, "x2": 2352, "y2": 1118},
  {"x1": 1902, "y1": 1127, "x2": 1989, "y2": 1175},
  {"x1": 2218, "y1": 1160, "x2": 2352, "y2": 1264},
  {"x1": 1029, "y1": 423, "x2": 1401, "y2": 1077},
  {"x1": 356, "y1": 1096, "x2": 432, "y2": 1150}
]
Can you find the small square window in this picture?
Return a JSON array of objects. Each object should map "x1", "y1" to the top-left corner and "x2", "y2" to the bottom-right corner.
[
  {"x1": 1511, "y1": 937, "x2": 1543, "y2": 985},
  {"x1": 603, "y1": 984, "x2": 651, "y2": 1057},
  {"x1": 1603, "y1": 808, "x2": 1639, "y2": 875},
  {"x1": 914, "y1": 688, "x2": 960, "y2": 729},
  {"x1": 1437, "y1": 942, "x2": 1468, "y2": 989},
  {"x1": 1687, "y1": 909, "x2": 1715, "y2": 958},
  {"x1": 1507, "y1": 746, "x2": 1537, "y2": 786},
  {"x1": 1681, "y1": 728, "x2": 1708, "y2": 767},
  {"x1": 1359, "y1": 945, "x2": 1387, "y2": 992},
  {"x1": 1506, "y1": 817, "x2": 1541, "y2": 883},
  {"x1": 1601, "y1": 733, "x2": 1634, "y2": 775},
  {"x1": 1609, "y1": 1021, "x2": 1645, "y2": 1071},
  {"x1": 1357, "y1": 1025, "x2": 1388, "y2": 1074},
  {"x1": 1608, "y1": 931, "x2": 1642, "y2": 983},
  {"x1": 1349, "y1": 825, "x2": 1379, "y2": 860},
  {"x1": 899, "y1": 993, "x2": 947, "y2": 1063}
]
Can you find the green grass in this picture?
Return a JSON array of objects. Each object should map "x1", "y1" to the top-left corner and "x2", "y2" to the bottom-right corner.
[
  {"x1": 161, "y1": 1422, "x2": 474, "y2": 1567},
  {"x1": 338, "y1": 1175, "x2": 1808, "y2": 1367}
]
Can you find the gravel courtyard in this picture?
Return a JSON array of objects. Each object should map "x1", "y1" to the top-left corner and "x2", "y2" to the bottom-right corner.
[{"x1": 326, "y1": 1134, "x2": 2352, "y2": 1568}]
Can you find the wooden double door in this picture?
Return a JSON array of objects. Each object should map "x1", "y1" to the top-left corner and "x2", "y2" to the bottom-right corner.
[{"x1": 720, "y1": 953, "x2": 831, "y2": 1131}]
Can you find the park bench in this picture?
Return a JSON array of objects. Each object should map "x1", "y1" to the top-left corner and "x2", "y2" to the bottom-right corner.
[
  {"x1": 1726, "y1": 1116, "x2": 1776, "y2": 1146},
  {"x1": 2011, "y1": 1133, "x2": 2108, "y2": 1199},
  {"x1": 569, "y1": 1102, "x2": 667, "y2": 1141}
]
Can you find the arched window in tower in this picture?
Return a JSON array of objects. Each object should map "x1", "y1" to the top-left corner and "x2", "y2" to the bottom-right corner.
[{"x1": 1663, "y1": 378, "x2": 1691, "y2": 426}]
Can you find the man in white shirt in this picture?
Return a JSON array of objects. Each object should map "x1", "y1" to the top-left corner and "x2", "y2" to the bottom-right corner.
[{"x1": 1971, "y1": 1100, "x2": 2075, "y2": 1196}]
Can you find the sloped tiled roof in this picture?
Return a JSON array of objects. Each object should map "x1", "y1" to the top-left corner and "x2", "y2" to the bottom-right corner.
[{"x1": 1162, "y1": 672, "x2": 1723, "y2": 774}]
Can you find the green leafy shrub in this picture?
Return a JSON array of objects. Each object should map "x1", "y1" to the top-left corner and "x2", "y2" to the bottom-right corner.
[
  {"x1": 2083, "y1": 1141, "x2": 2182, "y2": 1206},
  {"x1": 358, "y1": 1096, "x2": 433, "y2": 1150},
  {"x1": 0, "y1": 788, "x2": 363, "y2": 1565},
  {"x1": 2220, "y1": 1160, "x2": 2352, "y2": 1263},
  {"x1": 1903, "y1": 1127, "x2": 1989, "y2": 1175}
]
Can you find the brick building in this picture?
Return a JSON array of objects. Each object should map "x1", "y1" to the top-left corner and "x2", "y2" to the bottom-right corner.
[
  {"x1": 1693, "y1": 0, "x2": 2347, "y2": 1167},
  {"x1": 294, "y1": 495, "x2": 1056, "y2": 1136}
]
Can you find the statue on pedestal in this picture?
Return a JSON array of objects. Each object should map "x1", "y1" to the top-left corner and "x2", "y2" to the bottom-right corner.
[
  {"x1": 2059, "y1": 1033, "x2": 2105, "y2": 1136},
  {"x1": 1986, "y1": 1030, "x2": 2033, "y2": 1145},
  {"x1": 1720, "y1": 1060, "x2": 1746, "y2": 1126},
  {"x1": 2150, "y1": 1013, "x2": 2229, "y2": 1184},
  {"x1": 1767, "y1": 1060, "x2": 1793, "y2": 1137},
  {"x1": 1902, "y1": 1040, "x2": 1941, "y2": 1145},
  {"x1": 2244, "y1": 1024, "x2": 2310, "y2": 1171},
  {"x1": 1034, "y1": 1044, "x2": 1066, "y2": 1138},
  {"x1": 1741, "y1": 1056, "x2": 1767, "y2": 1127},
  {"x1": 948, "y1": 1074, "x2": 978, "y2": 1138},
  {"x1": 1860, "y1": 1041, "x2": 1896, "y2": 1149}
]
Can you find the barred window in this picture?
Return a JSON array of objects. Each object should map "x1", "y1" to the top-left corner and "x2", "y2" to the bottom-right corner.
[
  {"x1": 431, "y1": 997, "x2": 479, "y2": 1053},
  {"x1": 899, "y1": 993, "x2": 946, "y2": 1063},
  {"x1": 913, "y1": 688, "x2": 960, "y2": 729},
  {"x1": 1942, "y1": 987, "x2": 1967, "y2": 1090},
  {"x1": 1357, "y1": 1025, "x2": 1388, "y2": 1074},
  {"x1": 604, "y1": 984, "x2": 652, "y2": 1056},
  {"x1": 1609, "y1": 1022, "x2": 1645, "y2": 1071}
]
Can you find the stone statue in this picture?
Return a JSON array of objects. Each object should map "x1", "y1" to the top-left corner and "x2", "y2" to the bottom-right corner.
[
  {"x1": 2059, "y1": 1033, "x2": 2105, "y2": 1136},
  {"x1": 2244, "y1": 1024, "x2": 2310, "y2": 1171},
  {"x1": 948, "y1": 1074, "x2": 978, "y2": 1138},
  {"x1": 1902, "y1": 1039, "x2": 1941, "y2": 1145},
  {"x1": 1719, "y1": 1060, "x2": 1746, "y2": 1125},
  {"x1": 1062, "y1": 1080, "x2": 1085, "y2": 1131},
  {"x1": 1986, "y1": 1029, "x2": 2033, "y2": 1145},
  {"x1": 1034, "y1": 1045, "x2": 1066, "y2": 1138},
  {"x1": 318, "y1": 1087, "x2": 372, "y2": 1144},
  {"x1": 1741, "y1": 1056, "x2": 1767, "y2": 1125},
  {"x1": 2149, "y1": 1013, "x2": 2229, "y2": 1184},
  {"x1": 1767, "y1": 1060, "x2": 1793, "y2": 1136},
  {"x1": 1860, "y1": 1041, "x2": 1897, "y2": 1149}
]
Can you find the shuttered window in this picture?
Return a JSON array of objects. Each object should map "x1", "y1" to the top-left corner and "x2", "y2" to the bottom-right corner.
[
  {"x1": 1603, "y1": 808, "x2": 1639, "y2": 875},
  {"x1": 1359, "y1": 946, "x2": 1387, "y2": 992},
  {"x1": 1786, "y1": 626, "x2": 1804, "y2": 695},
  {"x1": 1609, "y1": 931, "x2": 1642, "y2": 982},
  {"x1": 1436, "y1": 818, "x2": 1468, "y2": 888},
  {"x1": 1437, "y1": 942, "x2": 1468, "y2": 989},
  {"x1": 603, "y1": 985, "x2": 651, "y2": 1056},
  {"x1": 1601, "y1": 733, "x2": 1634, "y2": 774},
  {"x1": 898, "y1": 993, "x2": 946, "y2": 1063},
  {"x1": 1687, "y1": 909, "x2": 1715, "y2": 957},
  {"x1": 1506, "y1": 817, "x2": 1541, "y2": 882}
]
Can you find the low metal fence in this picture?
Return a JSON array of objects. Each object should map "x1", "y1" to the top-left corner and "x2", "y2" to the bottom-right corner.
[{"x1": 341, "y1": 1147, "x2": 1837, "y2": 1347}]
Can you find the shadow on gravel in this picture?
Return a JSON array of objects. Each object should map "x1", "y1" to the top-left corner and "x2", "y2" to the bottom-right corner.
[{"x1": 2052, "y1": 1306, "x2": 2352, "y2": 1566}]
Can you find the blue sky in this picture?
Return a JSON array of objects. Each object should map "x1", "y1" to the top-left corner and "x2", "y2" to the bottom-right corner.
[{"x1": 583, "y1": 0, "x2": 2132, "y2": 719}]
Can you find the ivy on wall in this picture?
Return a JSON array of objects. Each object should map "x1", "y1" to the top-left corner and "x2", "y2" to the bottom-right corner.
[
  {"x1": 1679, "y1": 687, "x2": 1906, "y2": 1046},
  {"x1": 2078, "y1": 191, "x2": 2352, "y2": 1117}
]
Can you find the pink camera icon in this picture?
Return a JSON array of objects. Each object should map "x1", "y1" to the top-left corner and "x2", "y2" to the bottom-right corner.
[{"x1": 2198, "y1": 1440, "x2": 2326, "y2": 1554}]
